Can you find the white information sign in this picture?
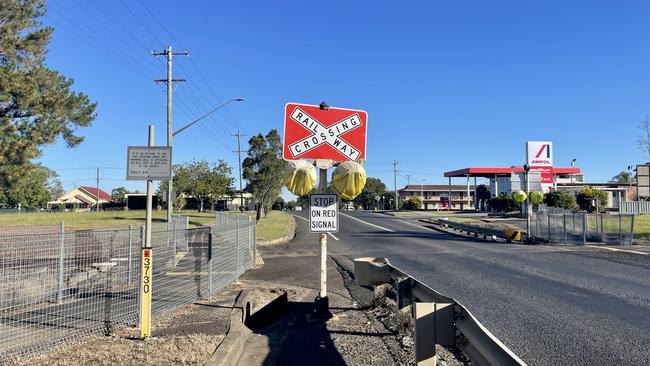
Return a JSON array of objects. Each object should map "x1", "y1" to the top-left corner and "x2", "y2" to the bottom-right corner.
[
  {"x1": 309, "y1": 194, "x2": 339, "y2": 233},
  {"x1": 126, "y1": 146, "x2": 172, "y2": 181}
]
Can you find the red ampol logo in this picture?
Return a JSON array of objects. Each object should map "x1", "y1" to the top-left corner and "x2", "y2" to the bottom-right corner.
[{"x1": 535, "y1": 144, "x2": 551, "y2": 159}]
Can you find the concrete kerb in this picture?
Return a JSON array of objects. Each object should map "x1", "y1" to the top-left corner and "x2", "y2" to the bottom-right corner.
[
  {"x1": 256, "y1": 215, "x2": 296, "y2": 246},
  {"x1": 207, "y1": 287, "x2": 289, "y2": 366}
]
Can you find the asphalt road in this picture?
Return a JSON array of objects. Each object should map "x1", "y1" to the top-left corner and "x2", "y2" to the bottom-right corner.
[{"x1": 291, "y1": 210, "x2": 650, "y2": 366}]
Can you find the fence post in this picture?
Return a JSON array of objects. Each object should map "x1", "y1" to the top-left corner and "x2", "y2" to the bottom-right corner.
[
  {"x1": 618, "y1": 214, "x2": 623, "y2": 246},
  {"x1": 572, "y1": 213, "x2": 576, "y2": 234},
  {"x1": 248, "y1": 216, "x2": 253, "y2": 267},
  {"x1": 563, "y1": 213, "x2": 567, "y2": 245},
  {"x1": 236, "y1": 216, "x2": 241, "y2": 279},
  {"x1": 186, "y1": 215, "x2": 190, "y2": 251},
  {"x1": 208, "y1": 227, "x2": 213, "y2": 297},
  {"x1": 582, "y1": 213, "x2": 587, "y2": 245},
  {"x1": 57, "y1": 221, "x2": 65, "y2": 304},
  {"x1": 128, "y1": 224, "x2": 133, "y2": 284},
  {"x1": 547, "y1": 214, "x2": 551, "y2": 242},
  {"x1": 253, "y1": 216, "x2": 257, "y2": 264},
  {"x1": 172, "y1": 217, "x2": 177, "y2": 267},
  {"x1": 599, "y1": 213, "x2": 603, "y2": 241},
  {"x1": 630, "y1": 215, "x2": 635, "y2": 246}
]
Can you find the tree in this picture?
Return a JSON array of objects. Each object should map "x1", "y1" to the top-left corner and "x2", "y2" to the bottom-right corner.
[
  {"x1": 0, "y1": 0, "x2": 96, "y2": 167},
  {"x1": 354, "y1": 177, "x2": 387, "y2": 210},
  {"x1": 286, "y1": 200, "x2": 297, "y2": 210},
  {"x1": 476, "y1": 185, "x2": 491, "y2": 201},
  {"x1": 272, "y1": 196, "x2": 285, "y2": 210},
  {"x1": 576, "y1": 186, "x2": 608, "y2": 212},
  {"x1": 157, "y1": 165, "x2": 186, "y2": 209},
  {"x1": 637, "y1": 115, "x2": 650, "y2": 160},
  {"x1": 46, "y1": 172, "x2": 64, "y2": 201},
  {"x1": 111, "y1": 187, "x2": 129, "y2": 201},
  {"x1": 544, "y1": 191, "x2": 576, "y2": 210},
  {"x1": 243, "y1": 129, "x2": 287, "y2": 221},
  {"x1": 611, "y1": 171, "x2": 633, "y2": 184},
  {"x1": 0, "y1": 164, "x2": 51, "y2": 209},
  {"x1": 404, "y1": 196, "x2": 423, "y2": 210},
  {"x1": 175, "y1": 160, "x2": 234, "y2": 212}
]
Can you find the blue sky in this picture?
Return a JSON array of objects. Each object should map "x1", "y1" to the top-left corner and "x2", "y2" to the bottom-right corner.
[{"x1": 37, "y1": 1, "x2": 650, "y2": 197}]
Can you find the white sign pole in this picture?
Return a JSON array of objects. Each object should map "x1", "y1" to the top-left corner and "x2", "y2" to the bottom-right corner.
[
  {"x1": 146, "y1": 125, "x2": 154, "y2": 249},
  {"x1": 318, "y1": 168, "x2": 328, "y2": 302}
]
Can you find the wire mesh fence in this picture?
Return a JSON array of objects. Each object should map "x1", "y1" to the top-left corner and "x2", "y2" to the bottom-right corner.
[
  {"x1": 531, "y1": 205, "x2": 634, "y2": 246},
  {"x1": 0, "y1": 214, "x2": 256, "y2": 363}
]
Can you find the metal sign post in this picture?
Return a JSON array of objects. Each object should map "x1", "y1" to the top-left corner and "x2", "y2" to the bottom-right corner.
[
  {"x1": 127, "y1": 125, "x2": 172, "y2": 338},
  {"x1": 310, "y1": 181, "x2": 338, "y2": 316}
]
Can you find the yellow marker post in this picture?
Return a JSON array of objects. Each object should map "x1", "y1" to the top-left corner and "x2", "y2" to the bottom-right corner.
[{"x1": 140, "y1": 247, "x2": 153, "y2": 337}]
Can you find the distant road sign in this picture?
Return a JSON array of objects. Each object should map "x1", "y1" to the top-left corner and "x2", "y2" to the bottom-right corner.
[
  {"x1": 283, "y1": 103, "x2": 367, "y2": 162},
  {"x1": 309, "y1": 194, "x2": 339, "y2": 233},
  {"x1": 126, "y1": 146, "x2": 172, "y2": 180}
]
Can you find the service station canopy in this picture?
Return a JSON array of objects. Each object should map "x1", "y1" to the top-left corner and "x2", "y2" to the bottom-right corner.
[
  {"x1": 283, "y1": 102, "x2": 367, "y2": 162},
  {"x1": 443, "y1": 167, "x2": 581, "y2": 178}
]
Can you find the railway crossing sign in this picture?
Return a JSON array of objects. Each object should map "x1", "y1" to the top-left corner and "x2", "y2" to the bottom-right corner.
[
  {"x1": 283, "y1": 103, "x2": 367, "y2": 162},
  {"x1": 309, "y1": 194, "x2": 339, "y2": 233}
]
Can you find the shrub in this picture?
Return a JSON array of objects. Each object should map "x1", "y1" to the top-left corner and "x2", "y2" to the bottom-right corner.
[
  {"x1": 404, "y1": 196, "x2": 423, "y2": 210},
  {"x1": 544, "y1": 191, "x2": 576, "y2": 210},
  {"x1": 576, "y1": 186, "x2": 607, "y2": 212},
  {"x1": 490, "y1": 194, "x2": 518, "y2": 212}
]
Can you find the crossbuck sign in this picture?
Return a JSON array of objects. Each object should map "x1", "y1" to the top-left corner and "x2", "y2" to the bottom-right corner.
[{"x1": 283, "y1": 103, "x2": 367, "y2": 162}]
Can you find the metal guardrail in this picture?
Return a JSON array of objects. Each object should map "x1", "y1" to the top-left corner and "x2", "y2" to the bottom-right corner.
[
  {"x1": 354, "y1": 257, "x2": 527, "y2": 366},
  {"x1": 436, "y1": 219, "x2": 522, "y2": 242}
]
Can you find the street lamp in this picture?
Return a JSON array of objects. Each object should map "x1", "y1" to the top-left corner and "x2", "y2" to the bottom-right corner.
[{"x1": 167, "y1": 97, "x2": 245, "y2": 221}]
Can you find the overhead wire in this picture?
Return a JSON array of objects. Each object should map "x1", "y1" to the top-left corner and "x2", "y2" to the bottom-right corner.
[
  {"x1": 136, "y1": 0, "x2": 245, "y2": 133},
  {"x1": 45, "y1": 6, "x2": 158, "y2": 81}
]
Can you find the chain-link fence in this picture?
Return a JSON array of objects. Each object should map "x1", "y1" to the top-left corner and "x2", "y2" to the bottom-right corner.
[
  {"x1": 0, "y1": 214, "x2": 256, "y2": 363},
  {"x1": 531, "y1": 205, "x2": 634, "y2": 246}
]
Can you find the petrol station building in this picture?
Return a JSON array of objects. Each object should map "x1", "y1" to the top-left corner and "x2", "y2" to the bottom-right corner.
[{"x1": 442, "y1": 166, "x2": 583, "y2": 210}]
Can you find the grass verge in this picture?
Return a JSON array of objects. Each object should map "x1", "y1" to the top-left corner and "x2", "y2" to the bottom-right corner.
[
  {"x1": 0, "y1": 210, "x2": 216, "y2": 231},
  {"x1": 255, "y1": 210, "x2": 293, "y2": 242}
]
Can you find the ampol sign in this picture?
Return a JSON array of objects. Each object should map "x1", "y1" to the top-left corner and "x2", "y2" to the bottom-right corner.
[
  {"x1": 283, "y1": 103, "x2": 367, "y2": 162},
  {"x1": 526, "y1": 141, "x2": 553, "y2": 192}
]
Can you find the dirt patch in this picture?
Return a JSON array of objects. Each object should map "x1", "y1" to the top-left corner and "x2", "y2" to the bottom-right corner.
[
  {"x1": 12, "y1": 330, "x2": 224, "y2": 366},
  {"x1": 8, "y1": 289, "x2": 244, "y2": 366}
]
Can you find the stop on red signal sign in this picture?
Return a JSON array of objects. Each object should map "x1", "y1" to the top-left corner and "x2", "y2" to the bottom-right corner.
[{"x1": 283, "y1": 102, "x2": 367, "y2": 162}]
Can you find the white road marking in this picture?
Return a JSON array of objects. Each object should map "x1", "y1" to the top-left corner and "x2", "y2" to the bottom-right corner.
[
  {"x1": 292, "y1": 214, "x2": 340, "y2": 240},
  {"x1": 339, "y1": 212, "x2": 395, "y2": 232},
  {"x1": 396, "y1": 218, "x2": 435, "y2": 231},
  {"x1": 585, "y1": 245, "x2": 648, "y2": 256}
]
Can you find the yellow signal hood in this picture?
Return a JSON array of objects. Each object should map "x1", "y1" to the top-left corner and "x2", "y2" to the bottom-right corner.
[
  {"x1": 283, "y1": 160, "x2": 317, "y2": 196},
  {"x1": 332, "y1": 161, "x2": 367, "y2": 200}
]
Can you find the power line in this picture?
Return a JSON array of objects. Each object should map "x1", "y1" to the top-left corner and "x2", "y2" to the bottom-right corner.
[
  {"x1": 118, "y1": 0, "x2": 165, "y2": 47},
  {"x1": 45, "y1": 7, "x2": 157, "y2": 80}
]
